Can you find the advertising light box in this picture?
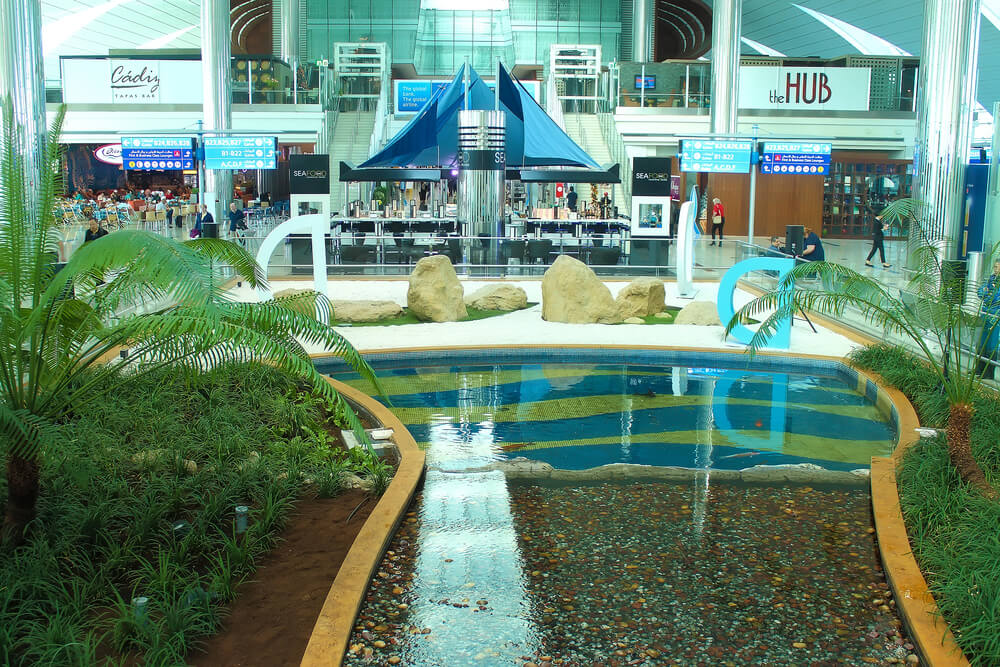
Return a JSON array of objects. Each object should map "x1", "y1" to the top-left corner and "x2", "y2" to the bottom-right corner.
[
  {"x1": 121, "y1": 136, "x2": 194, "y2": 170},
  {"x1": 204, "y1": 136, "x2": 277, "y2": 170},
  {"x1": 680, "y1": 140, "x2": 753, "y2": 173},
  {"x1": 761, "y1": 141, "x2": 832, "y2": 175}
]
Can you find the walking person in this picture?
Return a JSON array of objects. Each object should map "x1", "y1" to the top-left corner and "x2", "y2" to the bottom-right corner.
[
  {"x1": 228, "y1": 202, "x2": 242, "y2": 236},
  {"x1": 710, "y1": 197, "x2": 725, "y2": 246},
  {"x1": 567, "y1": 186, "x2": 578, "y2": 212},
  {"x1": 192, "y1": 204, "x2": 213, "y2": 238},
  {"x1": 865, "y1": 214, "x2": 891, "y2": 268}
]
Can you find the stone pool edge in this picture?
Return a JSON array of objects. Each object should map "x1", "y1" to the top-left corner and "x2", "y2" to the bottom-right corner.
[
  {"x1": 865, "y1": 372, "x2": 971, "y2": 667},
  {"x1": 306, "y1": 345, "x2": 968, "y2": 666},
  {"x1": 299, "y1": 377, "x2": 425, "y2": 667}
]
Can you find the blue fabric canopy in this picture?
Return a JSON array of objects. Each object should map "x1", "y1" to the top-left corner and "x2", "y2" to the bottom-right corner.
[{"x1": 360, "y1": 64, "x2": 600, "y2": 170}]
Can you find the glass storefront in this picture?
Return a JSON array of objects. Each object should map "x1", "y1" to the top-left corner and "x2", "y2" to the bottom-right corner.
[
  {"x1": 305, "y1": 0, "x2": 621, "y2": 75},
  {"x1": 822, "y1": 159, "x2": 913, "y2": 239}
]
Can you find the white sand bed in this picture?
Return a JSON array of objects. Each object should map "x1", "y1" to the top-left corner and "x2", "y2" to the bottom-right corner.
[{"x1": 227, "y1": 279, "x2": 860, "y2": 358}]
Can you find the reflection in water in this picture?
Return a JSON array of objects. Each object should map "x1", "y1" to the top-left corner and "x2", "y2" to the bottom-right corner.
[
  {"x1": 692, "y1": 372, "x2": 713, "y2": 536},
  {"x1": 713, "y1": 372, "x2": 789, "y2": 452},
  {"x1": 409, "y1": 366, "x2": 538, "y2": 665}
]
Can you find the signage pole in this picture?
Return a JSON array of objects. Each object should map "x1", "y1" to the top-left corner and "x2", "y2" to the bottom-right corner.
[
  {"x1": 747, "y1": 124, "x2": 758, "y2": 245},
  {"x1": 640, "y1": 64, "x2": 645, "y2": 107},
  {"x1": 196, "y1": 120, "x2": 205, "y2": 205}
]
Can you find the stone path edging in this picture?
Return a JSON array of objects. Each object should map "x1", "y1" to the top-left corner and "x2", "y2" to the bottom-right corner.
[
  {"x1": 863, "y1": 373, "x2": 970, "y2": 667},
  {"x1": 299, "y1": 377, "x2": 425, "y2": 667}
]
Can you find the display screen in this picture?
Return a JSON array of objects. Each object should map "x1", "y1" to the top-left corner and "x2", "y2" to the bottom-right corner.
[
  {"x1": 634, "y1": 75, "x2": 656, "y2": 90},
  {"x1": 203, "y1": 136, "x2": 277, "y2": 170},
  {"x1": 761, "y1": 141, "x2": 832, "y2": 175},
  {"x1": 121, "y1": 136, "x2": 194, "y2": 171},
  {"x1": 679, "y1": 139, "x2": 753, "y2": 174}
]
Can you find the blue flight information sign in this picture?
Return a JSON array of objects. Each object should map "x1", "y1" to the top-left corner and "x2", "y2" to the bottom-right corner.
[
  {"x1": 121, "y1": 136, "x2": 194, "y2": 170},
  {"x1": 761, "y1": 141, "x2": 832, "y2": 175},
  {"x1": 203, "y1": 136, "x2": 277, "y2": 170},
  {"x1": 680, "y1": 140, "x2": 753, "y2": 173}
]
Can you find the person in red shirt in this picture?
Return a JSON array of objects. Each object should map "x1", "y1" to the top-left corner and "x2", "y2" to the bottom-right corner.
[{"x1": 710, "y1": 197, "x2": 725, "y2": 246}]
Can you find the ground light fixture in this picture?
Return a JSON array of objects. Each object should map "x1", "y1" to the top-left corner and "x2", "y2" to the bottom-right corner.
[
  {"x1": 132, "y1": 596, "x2": 149, "y2": 625},
  {"x1": 172, "y1": 520, "x2": 190, "y2": 538},
  {"x1": 235, "y1": 505, "x2": 249, "y2": 534}
]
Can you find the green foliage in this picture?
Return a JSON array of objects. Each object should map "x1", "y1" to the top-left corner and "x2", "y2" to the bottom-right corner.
[
  {"x1": 851, "y1": 345, "x2": 1000, "y2": 664},
  {"x1": 0, "y1": 363, "x2": 393, "y2": 666},
  {"x1": 730, "y1": 225, "x2": 1000, "y2": 408},
  {"x1": 0, "y1": 98, "x2": 381, "y2": 470}
]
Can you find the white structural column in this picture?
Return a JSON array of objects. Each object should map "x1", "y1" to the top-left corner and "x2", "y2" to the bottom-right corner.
[
  {"x1": 201, "y1": 0, "x2": 233, "y2": 225},
  {"x1": 912, "y1": 0, "x2": 981, "y2": 260},
  {"x1": 0, "y1": 0, "x2": 47, "y2": 209},
  {"x1": 709, "y1": 0, "x2": 742, "y2": 136},
  {"x1": 279, "y1": 0, "x2": 300, "y2": 73},
  {"x1": 632, "y1": 0, "x2": 651, "y2": 62}
]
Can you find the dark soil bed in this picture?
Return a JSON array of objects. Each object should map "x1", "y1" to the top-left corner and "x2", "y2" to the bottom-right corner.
[{"x1": 191, "y1": 489, "x2": 375, "y2": 666}]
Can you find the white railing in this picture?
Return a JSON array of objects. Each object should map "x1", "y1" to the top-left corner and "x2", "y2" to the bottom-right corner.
[
  {"x1": 597, "y1": 111, "x2": 630, "y2": 215},
  {"x1": 546, "y1": 76, "x2": 567, "y2": 132}
]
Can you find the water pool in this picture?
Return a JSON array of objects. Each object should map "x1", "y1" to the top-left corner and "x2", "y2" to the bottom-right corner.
[
  {"x1": 319, "y1": 349, "x2": 909, "y2": 665},
  {"x1": 323, "y1": 349, "x2": 896, "y2": 471}
]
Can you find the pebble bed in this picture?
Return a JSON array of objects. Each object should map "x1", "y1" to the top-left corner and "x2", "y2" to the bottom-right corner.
[{"x1": 344, "y1": 480, "x2": 917, "y2": 666}]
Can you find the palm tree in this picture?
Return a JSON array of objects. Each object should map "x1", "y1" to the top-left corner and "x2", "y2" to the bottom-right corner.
[
  {"x1": 0, "y1": 103, "x2": 380, "y2": 544},
  {"x1": 727, "y1": 198, "x2": 998, "y2": 499}
]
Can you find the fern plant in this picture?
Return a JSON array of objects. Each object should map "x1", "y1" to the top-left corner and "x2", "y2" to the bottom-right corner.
[
  {"x1": 0, "y1": 101, "x2": 381, "y2": 545},
  {"x1": 727, "y1": 197, "x2": 999, "y2": 499}
]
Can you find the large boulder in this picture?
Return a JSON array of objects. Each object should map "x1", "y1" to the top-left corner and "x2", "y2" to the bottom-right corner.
[
  {"x1": 615, "y1": 278, "x2": 665, "y2": 319},
  {"x1": 407, "y1": 255, "x2": 468, "y2": 322},
  {"x1": 673, "y1": 300, "x2": 723, "y2": 326},
  {"x1": 332, "y1": 300, "x2": 404, "y2": 322},
  {"x1": 541, "y1": 255, "x2": 621, "y2": 324},
  {"x1": 464, "y1": 284, "x2": 528, "y2": 311}
]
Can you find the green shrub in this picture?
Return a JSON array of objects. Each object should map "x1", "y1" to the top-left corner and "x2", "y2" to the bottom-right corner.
[
  {"x1": 851, "y1": 344, "x2": 1000, "y2": 664},
  {"x1": 0, "y1": 363, "x2": 390, "y2": 666}
]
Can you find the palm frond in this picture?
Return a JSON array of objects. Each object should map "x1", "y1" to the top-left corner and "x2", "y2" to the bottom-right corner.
[
  {"x1": 183, "y1": 237, "x2": 267, "y2": 289},
  {"x1": 0, "y1": 405, "x2": 59, "y2": 459}
]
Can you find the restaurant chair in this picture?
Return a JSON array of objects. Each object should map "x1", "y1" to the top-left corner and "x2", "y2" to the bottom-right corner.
[
  {"x1": 502, "y1": 239, "x2": 526, "y2": 264},
  {"x1": 526, "y1": 238, "x2": 553, "y2": 264},
  {"x1": 588, "y1": 246, "x2": 621, "y2": 266}
]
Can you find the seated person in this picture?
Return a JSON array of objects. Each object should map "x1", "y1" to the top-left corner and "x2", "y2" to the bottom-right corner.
[
  {"x1": 799, "y1": 227, "x2": 825, "y2": 262},
  {"x1": 766, "y1": 236, "x2": 786, "y2": 257},
  {"x1": 84, "y1": 219, "x2": 108, "y2": 243}
]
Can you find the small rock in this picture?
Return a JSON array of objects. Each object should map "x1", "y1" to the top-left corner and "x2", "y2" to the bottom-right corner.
[
  {"x1": 464, "y1": 284, "x2": 528, "y2": 311},
  {"x1": 183, "y1": 459, "x2": 198, "y2": 474},
  {"x1": 388, "y1": 658, "x2": 401, "y2": 665},
  {"x1": 906, "y1": 655, "x2": 919, "y2": 665},
  {"x1": 792, "y1": 642, "x2": 807, "y2": 649},
  {"x1": 623, "y1": 317, "x2": 644, "y2": 325},
  {"x1": 654, "y1": 311, "x2": 671, "y2": 318}
]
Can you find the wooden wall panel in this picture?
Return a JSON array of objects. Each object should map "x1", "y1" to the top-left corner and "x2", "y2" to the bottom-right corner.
[
  {"x1": 753, "y1": 173, "x2": 824, "y2": 238},
  {"x1": 703, "y1": 172, "x2": 823, "y2": 240}
]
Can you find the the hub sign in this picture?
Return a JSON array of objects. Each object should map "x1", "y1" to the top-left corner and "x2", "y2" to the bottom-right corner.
[{"x1": 738, "y1": 67, "x2": 871, "y2": 111}]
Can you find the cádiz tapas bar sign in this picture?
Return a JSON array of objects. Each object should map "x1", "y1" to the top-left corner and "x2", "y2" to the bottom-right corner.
[
  {"x1": 738, "y1": 66, "x2": 871, "y2": 111},
  {"x1": 60, "y1": 57, "x2": 203, "y2": 105}
]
